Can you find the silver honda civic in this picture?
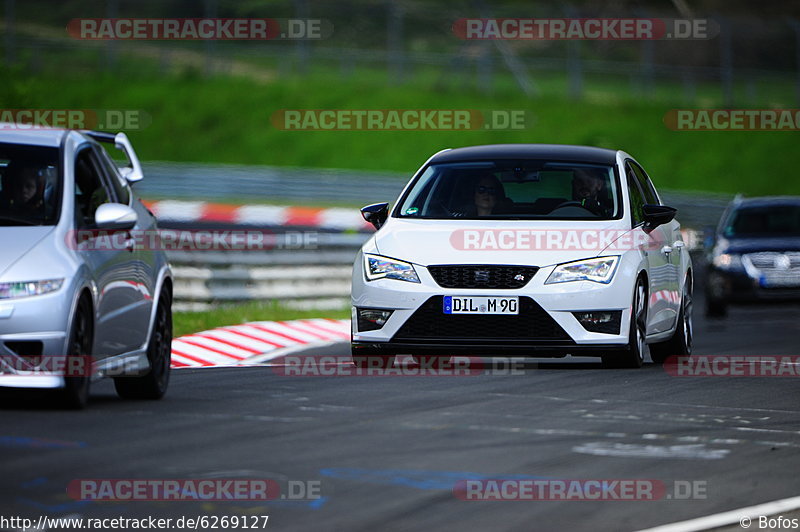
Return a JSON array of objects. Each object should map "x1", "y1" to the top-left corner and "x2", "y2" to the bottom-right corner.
[{"x1": 0, "y1": 126, "x2": 172, "y2": 408}]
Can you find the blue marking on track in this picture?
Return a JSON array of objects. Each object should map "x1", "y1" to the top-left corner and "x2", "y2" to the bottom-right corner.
[
  {"x1": 320, "y1": 468, "x2": 549, "y2": 491},
  {"x1": 0, "y1": 436, "x2": 87, "y2": 449}
]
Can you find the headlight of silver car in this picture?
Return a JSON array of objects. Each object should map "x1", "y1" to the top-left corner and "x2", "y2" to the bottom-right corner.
[
  {"x1": 0, "y1": 279, "x2": 64, "y2": 299},
  {"x1": 363, "y1": 254, "x2": 420, "y2": 283},
  {"x1": 545, "y1": 257, "x2": 619, "y2": 285}
]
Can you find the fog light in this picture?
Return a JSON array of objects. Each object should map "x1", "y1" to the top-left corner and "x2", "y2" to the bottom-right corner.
[
  {"x1": 357, "y1": 308, "x2": 393, "y2": 332},
  {"x1": 573, "y1": 311, "x2": 622, "y2": 334}
]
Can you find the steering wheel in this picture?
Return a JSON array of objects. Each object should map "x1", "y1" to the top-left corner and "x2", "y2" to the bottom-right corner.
[
  {"x1": 434, "y1": 200, "x2": 467, "y2": 218},
  {"x1": 551, "y1": 200, "x2": 598, "y2": 214}
]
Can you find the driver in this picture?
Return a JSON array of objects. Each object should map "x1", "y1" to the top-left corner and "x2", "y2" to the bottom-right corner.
[
  {"x1": 571, "y1": 168, "x2": 611, "y2": 216},
  {"x1": 11, "y1": 167, "x2": 45, "y2": 214}
]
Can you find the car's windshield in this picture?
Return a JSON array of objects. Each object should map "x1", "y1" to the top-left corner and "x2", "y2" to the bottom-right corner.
[
  {"x1": 396, "y1": 161, "x2": 621, "y2": 220},
  {"x1": 0, "y1": 142, "x2": 60, "y2": 226},
  {"x1": 724, "y1": 204, "x2": 800, "y2": 237}
]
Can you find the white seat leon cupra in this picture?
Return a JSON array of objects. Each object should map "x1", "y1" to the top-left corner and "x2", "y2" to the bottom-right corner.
[{"x1": 351, "y1": 144, "x2": 693, "y2": 369}]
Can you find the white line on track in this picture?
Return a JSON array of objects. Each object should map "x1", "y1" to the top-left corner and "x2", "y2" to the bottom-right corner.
[{"x1": 637, "y1": 494, "x2": 800, "y2": 532}]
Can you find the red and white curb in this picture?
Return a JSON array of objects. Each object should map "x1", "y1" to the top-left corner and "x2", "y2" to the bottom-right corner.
[
  {"x1": 144, "y1": 200, "x2": 373, "y2": 231},
  {"x1": 170, "y1": 319, "x2": 350, "y2": 368}
]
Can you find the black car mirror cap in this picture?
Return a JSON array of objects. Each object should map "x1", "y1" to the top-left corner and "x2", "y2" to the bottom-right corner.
[
  {"x1": 642, "y1": 204, "x2": 677, "y2": 231},
  {"x1": 361, "y1": 202, "x2": 390, "y2": 230}
]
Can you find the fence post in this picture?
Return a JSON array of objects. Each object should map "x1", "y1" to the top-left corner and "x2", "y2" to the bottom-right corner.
[
  {"x1": 790, "y1": 18, "x2": 800, "y2": 107},
  {"x1": 105, "y1": 0, "x2": 119, "y2": 71},
  {"x1": 718, "y1": 16, "x2": 734, "y2": 107},
  {"x1": 4, "y1": 0, "x2": 14, "y2": 66},
  {"x1": 295, "y1": 0, "x2": 309, "y2": 75},
  {"x1": 204, "y1": 0, "x2": 217, "y2": 78},
  {"x1": 387, "y1": 0, "x2": 404, "y2": 84}
]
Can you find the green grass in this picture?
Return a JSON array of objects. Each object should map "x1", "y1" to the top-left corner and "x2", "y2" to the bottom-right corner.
[
  {"x1": 172, "y1": 300, "x2": 350, "y2": 338},
  {"x1": 2, "y1": 67, "x2": 799, "y2": 197}
]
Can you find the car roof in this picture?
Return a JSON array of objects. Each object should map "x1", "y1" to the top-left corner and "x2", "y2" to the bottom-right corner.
[
  {"x1": 429, "y1": 144, "x2": 620, "y2": 165},
  {"x1": 733, "y1": 196, "x2": 800, "y2": 208},
  {"x1": 0, "y1": 126, "x2": 70, "y2": 148}
]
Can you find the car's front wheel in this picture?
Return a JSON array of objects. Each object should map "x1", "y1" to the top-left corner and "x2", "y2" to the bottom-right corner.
[
  {"x1": 650, "y1": 278, "x2": 693, "y2": 364},
  {"x1": 62, "y1": 296, "x2": 93, "y2": 409},
  {"x1": 114, "y1": 288, "x2": 172, "y2": 400},
  {"x1": 603, "y1": 277, "x2": 647, "y2": 369}
]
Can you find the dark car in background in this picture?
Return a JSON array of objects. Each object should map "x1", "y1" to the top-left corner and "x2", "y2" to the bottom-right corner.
[{"x1": 705, "y1": 196, "x2": 800, "y2": 316}]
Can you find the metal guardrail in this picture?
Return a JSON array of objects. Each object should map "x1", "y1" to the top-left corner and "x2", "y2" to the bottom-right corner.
[{"x1": 169, "y1": 236, "x2": 367, "y2": 312}]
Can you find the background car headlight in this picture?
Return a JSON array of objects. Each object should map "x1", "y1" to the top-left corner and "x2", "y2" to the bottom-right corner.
[
  {"x1": 545, "y1": 257, "x2": 619, "y2": 285},
  {"x1": 364, "y1": 254, "x2": 420, "y2": 283},
  {"x1": 712, "y1": 253, "x2": 742, "y2": 269},
  {"x1": 0, "y1": 279, "x2": 64, "y2": 299}
]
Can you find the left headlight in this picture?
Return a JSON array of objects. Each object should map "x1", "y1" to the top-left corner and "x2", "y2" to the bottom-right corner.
[
  {"x1": 364, "y1": 254, "x2": 420, "y2": 283},
  {"x1": 545, "y1": 257, "x2": 619, "y2": 285},
  {"x1": 0, "y1": 279, "x2": 64, "y2": 300}
]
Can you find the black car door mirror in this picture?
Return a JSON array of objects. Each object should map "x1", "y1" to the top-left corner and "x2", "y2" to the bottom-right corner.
[
  {"x1": 642, "y1": 204, "x2": 677, "y2": 230},
  {"x1": 361, "y1": 202, "x2": 389, "y2": 230}
]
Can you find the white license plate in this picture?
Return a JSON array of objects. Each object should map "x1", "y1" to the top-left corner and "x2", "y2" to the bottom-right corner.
[{"x1": 443, "y1": 296, "x2": 519, "y2": 315}]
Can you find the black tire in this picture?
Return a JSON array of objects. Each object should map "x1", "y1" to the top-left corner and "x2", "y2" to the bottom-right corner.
[
  {"x1": 62, "y1": 296, "x2": 93, "y2": 409},
  {"x1": 602, "y1": 277, "x2": 647, "y2": 369},
  {"x1": 705, "y1": 296, "x2": 727, "y2": 318},
  {"x1": 114, "y1": 288, "x2": 172, "y2": 400},
  {"x1": 650, "y1": 277, "x2": 693, "y2": 364}
]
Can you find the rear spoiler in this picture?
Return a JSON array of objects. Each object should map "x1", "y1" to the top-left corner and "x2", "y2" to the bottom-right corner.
[{"x1": 83, "y1": 131, "x2": 144, "y2": 184}]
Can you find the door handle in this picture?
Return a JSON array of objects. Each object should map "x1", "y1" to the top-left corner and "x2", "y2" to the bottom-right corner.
[{"x1": 124, "y1": 232, "x2": 136, "y2": 252}]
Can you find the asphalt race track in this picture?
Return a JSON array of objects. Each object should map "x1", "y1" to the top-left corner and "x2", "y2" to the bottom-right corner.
[{"x1": 2, "y1": 266, "x2": 799, "y2": 532}]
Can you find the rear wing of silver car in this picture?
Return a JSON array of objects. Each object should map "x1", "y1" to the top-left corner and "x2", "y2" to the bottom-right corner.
[{"x1": 83, "y1": 131, "x2": 144, "y2": 184}]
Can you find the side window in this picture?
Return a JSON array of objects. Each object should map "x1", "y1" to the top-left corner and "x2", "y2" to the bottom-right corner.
[
  {"x1": 630, "y1": 162, "x2": 659, "y2": 205},
  {"x1": 74, "y1": 148, "x2": 111, "y2": 228},
  {"x1": 626, "y1": 165, "x2": 645, "y2": 226},
  {"x1": 95, "y1": 146, "x2": 130, "y2": 205}
]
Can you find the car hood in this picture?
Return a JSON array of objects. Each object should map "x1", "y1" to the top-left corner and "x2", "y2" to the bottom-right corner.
[
  {"x1": 373, "y1": 218, "x2": 634, "y2": 267},
  {"x1": 0, "y1": 226, "x2": 57, "y2": 277},
  {"x1": 719, "y1": 236, "x2": 800, "y2": 255}
]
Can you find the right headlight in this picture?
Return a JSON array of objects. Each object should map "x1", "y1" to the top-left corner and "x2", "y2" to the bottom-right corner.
[
  {"x1": 712, "y1": 253, "x2": 742, "y2": 270},
  {"x1": 363, "y1": 254, "x2": 420, "y2": 283},
  {"x1": 545, "y1": 257, "x2": 619, "y2": 285}
]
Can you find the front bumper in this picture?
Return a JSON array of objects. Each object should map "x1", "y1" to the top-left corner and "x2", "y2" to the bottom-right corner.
[
  {"x1": 352, "y1": 258, "x2": 640, "y2": 355},
  {"x1": 0, "y1": 289, "x2": 73, "y2": 388},
  {"x1": 707, "y1": 266, "x2": 800, "y2": 303}
]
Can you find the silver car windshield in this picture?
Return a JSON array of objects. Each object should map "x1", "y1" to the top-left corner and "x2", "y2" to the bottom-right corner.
[
  {"x1": 397, "y1": 161, "x2": 621, "y2": 220},
  {"x1": 0, "y1": 143, "x2": 60, "y2": 226}
]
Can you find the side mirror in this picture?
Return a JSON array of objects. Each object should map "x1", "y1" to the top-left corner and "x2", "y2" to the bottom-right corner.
[
  {"x1": 114, "y1": 132, "x2": 144, "y2": 184},
  {"x1": 642, "y1": 204, "x2": 677, "y2": 230},
  {"x1": 95, "y1": 203, "x2": 138, "y2": 231},
  {"x1": 361, "y1": 202, "x2": 389, "y2": 230}
]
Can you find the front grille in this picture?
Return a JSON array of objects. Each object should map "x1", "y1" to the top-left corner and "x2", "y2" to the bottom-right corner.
[
  {"x1": 744, "y1": 252, "x2": 800, "y2": 287},
  {"x1": 745, "y1": 252, "x2": 800, "y2": 270},
  {"x1": 393, "y1": 296, "x2": 571, "y2": 343},
  {"x1": 427, "y1": 265, "x2": 539, "y2": 289}
]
